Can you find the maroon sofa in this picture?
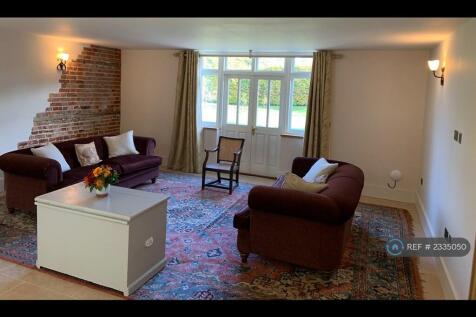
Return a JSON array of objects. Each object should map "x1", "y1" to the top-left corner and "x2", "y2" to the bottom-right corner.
[
  {"x1": 233, "y1": 157, "x2": 364, "y2": 270},
  {"x1": 0, "y1": 135, "x2": 162, "y2": 213}
]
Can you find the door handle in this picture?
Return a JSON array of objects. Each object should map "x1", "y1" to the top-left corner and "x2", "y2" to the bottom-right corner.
[{"x1": 251, "y1": 127, "x2": 256, "y2": 135}]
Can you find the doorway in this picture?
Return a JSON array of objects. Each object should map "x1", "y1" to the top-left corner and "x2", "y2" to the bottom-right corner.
[{"x1": 220, "y1": 75, "x2": 283, "y2": 177}]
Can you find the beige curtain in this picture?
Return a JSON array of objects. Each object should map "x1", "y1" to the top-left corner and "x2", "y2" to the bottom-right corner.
[
  {"x1": 302, "y1": 51, "x2": 332, "y2": 158},
  {"x1": 167, "y1": 50, "x2": 199, "y2": 173}
]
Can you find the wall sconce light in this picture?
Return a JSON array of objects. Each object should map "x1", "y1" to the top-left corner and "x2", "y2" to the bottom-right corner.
[
  {"x1": 387, "y1": 169, "x2": 402, "y2": 189},
  {"x1": 428, "y1": 59, "x2": 445, "y2": 86},
  {"x1": 56, "y1": 52, "x2": 69, "y2": 72}
]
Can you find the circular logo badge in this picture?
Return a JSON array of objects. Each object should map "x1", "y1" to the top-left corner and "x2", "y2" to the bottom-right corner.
[{"x1": 386, "y1": 238, "x2": 404, "y2": 256}]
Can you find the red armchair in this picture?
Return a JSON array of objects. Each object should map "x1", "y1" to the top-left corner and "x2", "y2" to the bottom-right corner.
[{"x1": 233, "y1": 157, "x2": 364, "y2": 270}]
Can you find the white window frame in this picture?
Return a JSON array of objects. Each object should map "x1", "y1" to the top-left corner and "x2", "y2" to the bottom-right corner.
[
  {"x1": 225, "y1": 56, "x2": 253, "y2": 72},
  {"x1": 255, "y1": 57, "x2": 287, "y2": 73},
  {"x1": 286, "y1": 58, "x2": 312, "y2": 135},
  {"x1": 198, "y1": 54, "x2": 312, "y2": 135},
  {"x1": 199, "y1": 57, "x2": 223, "y2": 128}
]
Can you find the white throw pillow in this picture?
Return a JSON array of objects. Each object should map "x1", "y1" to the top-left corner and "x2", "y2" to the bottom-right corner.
[
  {"x1": 31, "y1": 143, "x2": 71, "y2": 172},
  {"x1": 103, "y1": 130, "x2": 139, "y2": 158},
  {"x1": 302, "y1": 158, "x2": 338, "y2": 183}
]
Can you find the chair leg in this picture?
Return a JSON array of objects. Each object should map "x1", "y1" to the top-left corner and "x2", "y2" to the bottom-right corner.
[
  {"x1": 201, "y1": 169, "x2": 206, "y2": 190},
  {"x1": 229, "y1": 171, "x2": 233, "y2": 194},
  {"x1": 217, "y1": 172, "x2": 222, "y2": 183},
  {"x1": 235, "y1": 169, "x2": 240, "y2": 185},
  {"x1": 151, "y1": 177, "x2": 157, "y2": 184}
]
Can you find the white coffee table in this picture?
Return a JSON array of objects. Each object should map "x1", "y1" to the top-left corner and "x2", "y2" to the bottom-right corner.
[{"x1": 35, "y1": 183, "x2": 169, "y2": 296}]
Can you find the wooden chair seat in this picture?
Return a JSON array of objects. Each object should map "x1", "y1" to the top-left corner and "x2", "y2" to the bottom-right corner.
[{"x1": 205, "y1": 162, "x2": 239, "y2": 171}]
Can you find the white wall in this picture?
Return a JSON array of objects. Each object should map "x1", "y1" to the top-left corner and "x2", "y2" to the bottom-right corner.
[
  {"x1": 0, "y1": 29, "x2": 83, "y2": 192},
  {"x1": 121, "y1": 49, "x2": 429, "y2": 201},
  {"x1": 120, "y1": 50, "x2": 179, "y2": 165},
  {"x1": 330, "y1": 50, "x2": 429, "y2": 202},
  {"x1": 418, "y1": 19, "x2": 476, "y2": 299}
]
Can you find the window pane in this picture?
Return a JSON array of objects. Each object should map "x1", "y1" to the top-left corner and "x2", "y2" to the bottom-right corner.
[
  {"x1": 202, "y1": 57, "x2": 219, "y2": 69},
  {"x1": 257, "y1": 57, "x2": 285, "y2": 72},
  {"x1": 293, "y1": 58, "x2": 313, "y2": 72},
  {"x1": 256, "y1": 80, "x2": 268, "y2": 127},
  {"x1": 290, "y1": 78, "x2": 310, "y2": 130},
  {"x1": 227, "y1": 78, "x2": 238, "y2": 124},
  {"x1": 238, "y1": 79, "x2": 250, "y2": 125},
  {"x1": 201, "y1": 74, "x2": 218, "y2": 123},
  {"x1": 268, "y1": 80, "x2": 281, "y2": 128},
  {"x1": 226, "y1": 57, "x2": 252, "y2": 70}
]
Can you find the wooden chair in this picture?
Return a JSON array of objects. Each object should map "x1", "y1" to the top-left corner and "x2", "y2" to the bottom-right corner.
[{"x1": 201, "y1": 136, "x2": 245, "y2": 194}]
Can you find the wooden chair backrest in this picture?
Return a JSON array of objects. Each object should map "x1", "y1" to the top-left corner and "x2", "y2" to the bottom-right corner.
[{"x1": 217, "y1": 136, "x2": 245, "y2": 163}]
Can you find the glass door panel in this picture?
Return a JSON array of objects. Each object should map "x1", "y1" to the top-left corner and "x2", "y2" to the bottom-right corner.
[
  {"x1": 226, "y1": 78, "x2": 238, "y2": 124},
  {"x1": 256, "y1": 79, "x2": 269, "y2": 127},
  {"x1": 268, "y1": 80, "x2": 281, "y2": 128},
  {"x1": 225, "y1": 77, "x2": 250, "y2": 126},
  {"x1": 255, "y1": 79, "x2": 281, "y2": 129},
  {"x1": 238, "y1": 79, "x2": 250, "y2": 125}
]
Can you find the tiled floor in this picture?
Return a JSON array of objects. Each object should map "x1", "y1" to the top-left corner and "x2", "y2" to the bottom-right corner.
[
  {"x1": 0, "y1": 174, "x2": 445, "y2": 300},
  {"x1": 0, "y1": 258, "x2": 123, "y2": 300}
]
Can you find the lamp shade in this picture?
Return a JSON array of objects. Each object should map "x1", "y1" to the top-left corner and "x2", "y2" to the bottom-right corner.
[
  {"x1": 389, "y1": 170, "x2": 402, "y2": 181},
  {"x1": 427, "y1": 59, "x2": 440, "y2": 71},
  {"x1": 57, "y1": 52, "x2": 69, "y2": 62}
]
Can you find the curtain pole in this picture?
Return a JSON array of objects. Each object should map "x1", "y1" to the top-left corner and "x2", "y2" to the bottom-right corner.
[{"x1": 197, "y1": 53, "x2": 342, "y2": 58}]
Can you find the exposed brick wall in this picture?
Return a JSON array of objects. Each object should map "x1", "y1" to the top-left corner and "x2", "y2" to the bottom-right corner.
[{"x1": 18, "y1": 45, "x2": 121, "y2": 149}]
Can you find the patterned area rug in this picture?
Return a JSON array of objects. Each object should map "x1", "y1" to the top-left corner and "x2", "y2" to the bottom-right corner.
[{"x1": 0, "y1": 171, "x2": 423, "y2": 299}]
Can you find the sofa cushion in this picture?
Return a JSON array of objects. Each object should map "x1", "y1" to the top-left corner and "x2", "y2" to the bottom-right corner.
[
  {"x1": 281, "y1": 172, "x2": 328, "y2": 193},
  {"x1": 106, "y1": 155, "x2": 162, "y2": 175},
  {"x1": 55, "y1": 137, "x2": 107, "y2": 168}
]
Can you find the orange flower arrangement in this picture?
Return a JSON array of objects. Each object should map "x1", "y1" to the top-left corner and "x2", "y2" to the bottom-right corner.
[{"x1": 83, "y1": 165, "x2": 119, "y2": 192}]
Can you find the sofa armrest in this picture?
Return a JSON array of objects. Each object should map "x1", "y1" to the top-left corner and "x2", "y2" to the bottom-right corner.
[
  {"x1": 0, "y1": 153, "x2": 62, "y2": 187},
  {"x1": 248, "y1": 185, "x2": 344, "y2": 224},
  {"x1": 133, "y1": 136, "x2": 156, "y2": 156}
]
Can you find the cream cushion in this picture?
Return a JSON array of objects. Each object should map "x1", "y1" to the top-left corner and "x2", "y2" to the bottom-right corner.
[
  {"x1": 282, "y1": 172, "x2": 328, "y2": 193},
  {"x1": 302, "y1": 158, "x2": 338, "y2": 183},
  {"x1": 75, "y1": 142, "x2": 102, "y2": 167},
  {"x1": 31, "y1": 143, "x2": 71, "y2": 172},
  {"x1": 103, "y1": 131, "x2": 139, "y2": 158}
]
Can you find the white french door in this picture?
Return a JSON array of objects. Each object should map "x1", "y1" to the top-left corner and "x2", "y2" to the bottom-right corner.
[
  {"x1": 250, "y1": 78, "x2": 282, "y2": 177},
  {"x1": 220, "y1": 75, "x2": 283, "y2": 177}
]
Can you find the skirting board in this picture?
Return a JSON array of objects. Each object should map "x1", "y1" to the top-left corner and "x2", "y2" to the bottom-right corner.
[
  {"x1": 159, "y1": 155, "x2": 168, "y2": 169},
  {"x1": 362, "y1": 183, "x2": 415, "y2": 203},
  {"x1": 416, "y1": 192, "x2": 457, "y2": 299}
]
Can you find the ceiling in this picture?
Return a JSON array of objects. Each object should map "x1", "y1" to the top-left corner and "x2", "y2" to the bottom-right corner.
[{"x1": 0, "y1": 18, "x2": 468, "y2": 52}]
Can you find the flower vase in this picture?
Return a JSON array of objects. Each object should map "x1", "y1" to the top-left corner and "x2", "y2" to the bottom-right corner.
[{"x1": 95, "y1": 185, "x2": 110, "y2": 197}]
